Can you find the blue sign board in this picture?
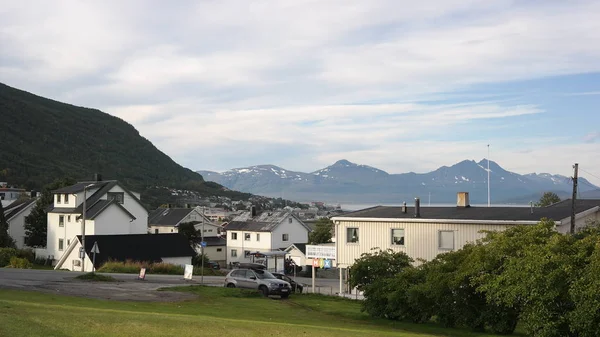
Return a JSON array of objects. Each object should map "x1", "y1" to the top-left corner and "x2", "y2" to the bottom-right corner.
[
  {"x1": 323, "y1": 259, "x2": 332, "y2": 269},
  {"x1": 200, "y1": 241, "x2": 207, "y2": 248}
]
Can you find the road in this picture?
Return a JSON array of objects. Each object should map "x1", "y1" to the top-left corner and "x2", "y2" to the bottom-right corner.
[{"x1": 0, "y1": 268, "x2": 349, "y2": 301}]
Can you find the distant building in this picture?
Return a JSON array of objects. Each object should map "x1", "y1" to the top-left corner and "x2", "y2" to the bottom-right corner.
[
  {"x1": 2, "y1": 198, "x2": 38, "y2": 249},
  {"x1": 0, "y1": 182, "x2": 27, "y2": 207},
  {"x1": 224, "y1": 206, "x2": 311, "y2": 267}
]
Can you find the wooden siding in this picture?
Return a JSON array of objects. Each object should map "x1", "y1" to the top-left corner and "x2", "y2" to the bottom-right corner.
[{"x1": 335, "y1": 220, "x2": 515, "y2": 267}]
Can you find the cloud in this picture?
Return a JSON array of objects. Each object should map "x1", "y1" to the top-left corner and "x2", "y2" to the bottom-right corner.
[
  {"x1": 2, "y1": 0, "x2": 600, "y2": 187},
  {"x1": 584, "y1": 132, "x2": 600, "y2": 143}
]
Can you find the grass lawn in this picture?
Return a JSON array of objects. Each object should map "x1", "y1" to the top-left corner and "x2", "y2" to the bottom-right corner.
[{"x1": 0, "y1": 286, "x2": 518, "y2": 337}]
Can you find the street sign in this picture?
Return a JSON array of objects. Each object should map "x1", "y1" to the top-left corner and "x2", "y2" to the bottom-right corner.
[
  {"x1": 200, "y1": 241, "x2": 207, "y2": 248},
  {"x1": 79, "y1": 247, "x2": 85, "y2": 259},
  {"x1": 323, "y1": 259, "x2": 332, "y2": 269},
  {"x1": 184, "y1": 264, "x2": 194, "y2": 280},
  {"x1": 306, "y1": 245, "x2": 336, "y2": 259},
  {"x1": 312, "y1": 258, "x2": 320, "y2": 268},
  {"x1": 90, "y1": 241, "x2": 100, "y2": 272}
]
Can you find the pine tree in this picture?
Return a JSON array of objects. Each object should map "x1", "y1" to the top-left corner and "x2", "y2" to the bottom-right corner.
[{"x1": 0, "y1": 201, "x2": 16, "y2": 248}]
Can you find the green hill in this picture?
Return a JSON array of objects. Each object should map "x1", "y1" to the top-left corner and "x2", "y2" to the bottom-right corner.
[{"x1": 0, "y1": 82, "x2": 251, "y2": 206}]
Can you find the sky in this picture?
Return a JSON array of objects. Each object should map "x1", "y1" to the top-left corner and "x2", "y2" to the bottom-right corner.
[{"x1": 2, "y1": 0, "x2": 600, "y2": 186}]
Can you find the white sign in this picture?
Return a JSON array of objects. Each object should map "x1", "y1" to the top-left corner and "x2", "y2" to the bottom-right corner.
[
  {"x1": 306, "y1": 245, "x2": 336, "y2": 259},
  {"x1": 183, "y1": 264, "x2": 194, "y2": 280},
  {"x1": 91, "y1": 241, "x2": 100, "y2": 254}
]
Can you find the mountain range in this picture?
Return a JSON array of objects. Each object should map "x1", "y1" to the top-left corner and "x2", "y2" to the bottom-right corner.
[{"x1": 198, "y1": 159, "x2": 600, "y2": 204}]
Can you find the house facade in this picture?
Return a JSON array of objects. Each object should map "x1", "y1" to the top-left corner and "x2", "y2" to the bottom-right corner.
[
  {"x1": 148, "y1": 207, "x2": 216, "y2": 234},
  {"x1": 0, "y1": 183, "x2": 27, "y2": 207},
  {"x1": 332, "y1": 192, "x2": 600, "y2": 270},
  {"x1": 2, "y1": 198, "x2": 37, "y2": 249},
  {"x1": 42, "y1": 179, "x2": 148, "y2": 264},
  {"x1": 224, "y1": 207, "x2": 311, "y2": 266}
]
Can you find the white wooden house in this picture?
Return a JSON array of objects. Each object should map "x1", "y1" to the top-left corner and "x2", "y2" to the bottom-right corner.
[
  {"x1": 224, "y1": 207, "x2": 311, "y2": 266},
  {"x1": 39, "y1": 178, "x2": 148, "y2": 267}
]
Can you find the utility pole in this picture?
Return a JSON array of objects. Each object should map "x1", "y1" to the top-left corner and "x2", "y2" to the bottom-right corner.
[
  {"x1": 570, "y1": 163, "x2": 578, "y2": 234},
  {"x1": 201, "y1": 206, "x2": 205, "y2": 285},
  {"x1": 487, "y1": 144, "x2": 491, "y2": 207}
]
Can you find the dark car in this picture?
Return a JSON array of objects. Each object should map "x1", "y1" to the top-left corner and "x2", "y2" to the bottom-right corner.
[
  {"x1": 272, "y1": 272, "x2": 304, "y2": 293},
  {"x1": 207, "y1": 261, "x2": 220, "y2": 270}
]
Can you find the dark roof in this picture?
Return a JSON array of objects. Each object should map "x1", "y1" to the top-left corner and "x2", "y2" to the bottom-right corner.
[
  {"x1": 84, "y1": 199, "x2": 136, "y2": 220},
  {"x1": 49, "y1": 180, "x2": 142, "y2": 220},
  {"x1": 148, "y1": 208, "x2": 196, "y2": 226},
  {"x1": 3, "y1": 198, "x2": 37, "y2": 220},
  {"x1": 52, "y1": 181, "x2": 111, "y2": 194},
  {"x1": 202, "y1": 236, "x2": 226, "y2": 247},
  {"x1": 225, "y1": 210, "x2": 311, "y2": 232},
  {"x1": 76, "y1": 234, "x2": 196, "y2": 268},
  {"x1": 336, "y1": 199, "x2": 600, "y2": 222},
  {"x1": 290, "y1": 243, "x2": 306, "y2": 254}
]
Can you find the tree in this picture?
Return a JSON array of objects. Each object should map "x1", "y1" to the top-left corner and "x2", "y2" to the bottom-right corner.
[
  {"x1": 24, "y1": 178, "x2": 75, "y2": 247},
  {"x1": 536, "y1": 192, "x2": 561, "y2": 207},
  {"x1": 0, "y1": 201, "x2": 16, "y2": 248},
  {"x1": 348, "y1": 248, "x2": 413, "y2": 291},
  {"x1": 308, "y1": 218, "x2": 334, "y2": 244},
  {"x1": 178, "y1": 221, "x2": 202, "y2": 246}
]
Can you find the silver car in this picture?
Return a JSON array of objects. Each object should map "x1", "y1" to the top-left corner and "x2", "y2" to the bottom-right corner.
[{"x1": 224, "y1": 268, "x2": 292, "y2": 298}]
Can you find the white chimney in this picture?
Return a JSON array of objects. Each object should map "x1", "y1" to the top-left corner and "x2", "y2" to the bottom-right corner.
[{"x1": 457, "y1": 192, "x2": 470, "y2": 208}]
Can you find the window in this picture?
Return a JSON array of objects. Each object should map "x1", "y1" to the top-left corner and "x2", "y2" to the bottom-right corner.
[
  {"x1": 288, "y1": 217, "x2": 293, "y2": 223},
  {"x1": 155, "y1": 229, "x2": 159, "y2": 234},
  {"x1": 231, "y1": 249, "x2": 238, "y2": 257},
  {"x1": 256, "y1": 233, "x2": 260, "y2": 241},
  {"x1": 59, "y1": 215, "x2": 65, "y2": 227},
  {"x1": 217, "y1": 248, "x2": 222, "y2": 252},
  {"x1": 67, "y1": 215, "x2": 71, "y2": 222},
  {"x1": 347, "y1": 228, "x2": 359, "y2": 243},
  {"x1": 58, "y1": 239, "x2": 64, "y2": 251},
  {"x1": 57, "y1": 194, "x2": 61, "y2": 204},
  {"x1": 230, "y1": 270, "x2": 243, "y2": 277},
  {"x1": 0, "y1": 193, "x2": 5, "y2": 200},
  {"x1": 282, "y1": 234, "x2": 289, "y2": 241},
  {"x1": 244, "y1": 250, "x2": 251, "y2": 257},
  {"x1": 208, "y1": 229, "x2": 213, "y2": 232},
  {"x1": 67, "y1": 239, "x2": 70, "y2": 246},
  {"x1": 439, "y1": 231, "x2": 455, "y2": 250},
  {"x1": 231, "y1": 232, "x2": 238, "y2": 240},
  {"x1": 244, "y1": 233, "x2": 251, "y2": 241},
  {"x1": 392, "y1": 229, "x2": 405, "y2": 245},
  {"x1": 107, "y1": 192, "x2": 125, "y2": 204},
  {"x1": 64, "y1": 194, "x2": 69, "y2": 203},
  {"x1": 171, "y1": 229, "x2": 174, "y2": 233}
]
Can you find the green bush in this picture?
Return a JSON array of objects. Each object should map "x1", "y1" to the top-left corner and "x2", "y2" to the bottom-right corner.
[
  {"x1": 149, "y1": 262, "x2": 184, "y2": 275},
  {"x1": 75, "y1": 272, "x2": 116, "y2": 282},
  {"x1": 0, "y1": 247, "x2": 18, "y2": 267},
  {"x1": 16, "y1": 248, "x2": 35, "y2": 262},
  {"x1": 8, "y1": 256, "x2": 32, "y2": 269},
  {"x1": 96, "y1": 260, "x2": 226, "y2": 276}
]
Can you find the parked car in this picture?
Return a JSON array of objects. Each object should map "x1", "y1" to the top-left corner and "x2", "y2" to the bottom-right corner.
[
  {"x1": 272, "y1": 272, "x2": 304, "y2": 293},
  {"x1": 207, "y1": 261, "x2": 220, "y2": 270},
  {"x1": 224, "y1": 267, "x2": 292, "y2": 298}
]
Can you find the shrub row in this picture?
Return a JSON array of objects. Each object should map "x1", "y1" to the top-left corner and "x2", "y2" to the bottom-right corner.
[
  {"x1": 350, "y1": 219, "x2": 600, "y2": 337},
  {"x1": 0, "y1": 247, "x2": 37, "y2": 267},
  {"x1": 97, "y1": 259, "x2": 225, "y2": 276}
]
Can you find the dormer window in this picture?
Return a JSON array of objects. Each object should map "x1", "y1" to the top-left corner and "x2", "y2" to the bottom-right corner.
[
  {"x1": 107, "y1": 192, "x2": 125, "y2": 204},
  {"x1": 57, "y1": 194, "x2": 62, "y2": 204}
]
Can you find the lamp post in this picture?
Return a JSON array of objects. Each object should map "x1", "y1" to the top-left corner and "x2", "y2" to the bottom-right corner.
[{"x1": 201, "y1": 206, "x2": 205, "y2": 285}]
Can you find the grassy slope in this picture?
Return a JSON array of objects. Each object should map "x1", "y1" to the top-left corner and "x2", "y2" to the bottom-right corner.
[{"x1": 0, "y1": 287, "x2": 512, "y2": 337}]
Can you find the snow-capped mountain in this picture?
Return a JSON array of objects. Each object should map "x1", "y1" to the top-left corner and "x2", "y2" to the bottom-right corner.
[{"x1": 197, "y1": 159, "x2": 599, "y2": 204}]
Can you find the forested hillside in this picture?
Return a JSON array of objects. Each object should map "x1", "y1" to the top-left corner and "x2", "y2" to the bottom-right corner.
[{"x1": 0, "y1": 83, "x2": 251, "y2": 206}]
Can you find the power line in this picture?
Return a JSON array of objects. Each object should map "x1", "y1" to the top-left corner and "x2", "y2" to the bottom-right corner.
[{"x1": 579, "y1": 167, "x2": 600, "y2": 183}]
